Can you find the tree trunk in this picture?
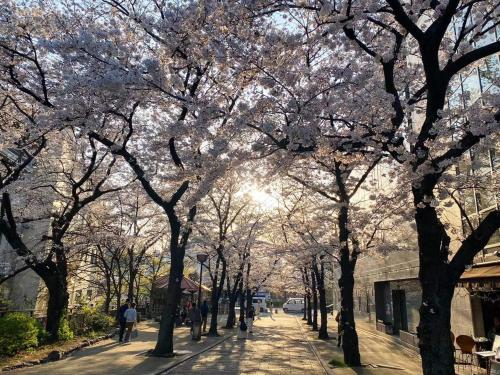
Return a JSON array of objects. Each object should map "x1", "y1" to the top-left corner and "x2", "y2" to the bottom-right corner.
[
  {"x1": 414, "y1": 188, "x2": 456, "y2": 375},
  {"x1": 339, "y1": 267, "x2": 360, "y2": 366},
  {"x1": 302, "y1": 293, "x2": 307, "y2": 321},
  {"x1": 225, "y1": 294, "x2": 237, "y2": 328},
  {"x1": 36, "y1": 261, "x2": 69, "y2": 341},
  {"x1": 208, "y1": 256, "x2": 226, "y2": 337},
  {"x1": 238, "y1": 278, "x2": 245, "y2": 322},
  {"x1": 306, "y1": 293, "x2": 312, "y2": 325},
  {"x1": 338, "y1": 203, "x2": 361, "y2": 366},
  {"x1": 304, "y1": 268, "x2": 313, "y2": 325},
  {"x1": 153, "y1": 232, "x2": 184, "y2": 355},
  {"x1": 313, "y1": 258, "x2": 329, "y2": 339},
  {"x1": 246, "y1": 288, "x2": 252, "y2": 316},
  {"x1": 127, "y1": 267, "x2": 136, "y2": 303},
  {"x1": 311, "y1": 268, "x2": 318, "y2": 332},
  {"x1": 103, "y1": 276, "x2": 112, "y2": 314}
]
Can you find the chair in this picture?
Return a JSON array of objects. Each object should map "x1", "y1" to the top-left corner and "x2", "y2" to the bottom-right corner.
[
  {"x1": 451, "y1": 332, "x2": 457, "y2": 362},
  {"x1": 456, "y1": 335, "x2": 476, "y2": 374},
  {"x1": 493, "y1": 335, "x2": 500, "y2": 353}
]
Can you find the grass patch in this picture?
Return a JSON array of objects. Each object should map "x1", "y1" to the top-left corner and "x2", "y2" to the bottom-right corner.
[{"x1": 329, "y1": 357, "x2": 348, "y2": 368}]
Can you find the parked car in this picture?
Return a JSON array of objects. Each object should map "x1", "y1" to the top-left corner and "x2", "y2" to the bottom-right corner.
[{"x1": 282, "y1": 298, "x2": 304, "y2": 313}]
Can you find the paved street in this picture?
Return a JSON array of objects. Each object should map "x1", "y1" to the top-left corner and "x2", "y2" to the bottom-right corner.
[
  {"x1": 167, "y1": 313, "x2": 327, "y2": 374},
  {"x1": 9, "y1": 312, "x2": 426, "y2": 375},
  {"x1": 10, "y1": 319, "x2": 231, "y2": 375}
]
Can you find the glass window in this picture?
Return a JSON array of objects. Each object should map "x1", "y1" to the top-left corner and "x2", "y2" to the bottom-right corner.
[
  {"x1": 479, "y1": 55, "x2": 500, "y2": 95},
  {"x1": 461, "y1": 68, "x2": 482, "y2": 106},
  {"x1": 481, "y1": 208, "x2": 500, "y2": 249},
  {"x1": 474, "y1": 19, "x2": 499, "y2": 48}
]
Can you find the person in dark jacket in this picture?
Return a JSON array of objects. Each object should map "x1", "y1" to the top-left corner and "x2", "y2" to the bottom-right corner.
[
  {"x1": 189, "y1": 303, "x2": 202, "y2": 340},
  {"x1": 200, "y1": 301, "x2": 209, "y2": 333},
  {"x1": 117, "y1": 299, "x2": 130, "y2": 342},
  {"x1": 247, "y1": 306, "x2": 255, "y2": 333}
]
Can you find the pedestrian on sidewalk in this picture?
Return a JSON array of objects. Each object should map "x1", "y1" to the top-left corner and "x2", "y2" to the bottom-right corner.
[
  {"x1": 237, "y1": 315, "x2": 248, "y2": 340},
  {"x1": 189, "y1": 302, "x2": 202, "y2": 341},
  {"x1": 255, "y1": 301, "x2": 261, "y2": 320},
  {"x1": 335, "y1": 310, "x2": 343, "y2": 348},
  {"x1": 200, "y1": 300, "x2": 209, "y2": 333},
  {"x1": 247, "y1": 306, "x2": 255, "y2": 334},
  {"x1": 181, "y1": 305, "x2": 188, "y2": 325},
  {"x1": 117, "y1": 299, "x2": 130, "y2": 342},
  {"x1": 123, "y1": 302, "x2": 137, "y2": 343}
]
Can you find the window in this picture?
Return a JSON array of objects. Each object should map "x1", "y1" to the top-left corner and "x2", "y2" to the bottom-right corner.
[
  {"x1": 479, "y1": 55, "x2": 500, "y2": 95},
  {"x1": 461, "y1": 68, "x2": 482, "y2": 106}
]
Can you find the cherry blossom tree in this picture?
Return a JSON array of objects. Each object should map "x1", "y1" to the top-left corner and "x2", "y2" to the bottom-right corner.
[
  {"x1": 234, "y1": 1, "x2": 499, "y2": 371},
  {"x1": 250, "y1": 1, "x2": 500, "y2": 372},
  {"x1": 193, "y1": 176, "x2": 251, "y2": 336},
  {"x1": 0, "y1": 131, "x2": 123, "y2": 339},
  {"x1": 48, "y1": 0, "x2": 253, "y2": 355}
]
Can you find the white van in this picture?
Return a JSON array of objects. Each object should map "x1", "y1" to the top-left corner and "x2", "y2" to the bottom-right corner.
[
  {"x1": 282, "y1": 298, "x2": 305, "y2": 313},
  {"x1": 252, "y1": 297, "x2": 267, "y2": 313}
]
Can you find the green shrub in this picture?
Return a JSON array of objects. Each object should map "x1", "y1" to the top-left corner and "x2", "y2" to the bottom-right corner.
[
  {"x1": 57, "y1": 316, "x2": 74, "y2": 341},
  {"x1": 69, "y1": 307, "x2": 114, "y2": 336},
  {"x1": 0, "y1": 313, "x2": 46, "y2": 356},
  {"x1": 85, "y1": 309, "x2": 114, "y2": 333}
]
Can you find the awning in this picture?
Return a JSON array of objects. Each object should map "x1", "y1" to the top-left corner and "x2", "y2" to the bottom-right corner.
[
  {"x1": 154, "y1": 275, "x2": 211, "y2": 293},
  {"x1": 460, "y1": 262, "x2": 500, "y2": 281}
]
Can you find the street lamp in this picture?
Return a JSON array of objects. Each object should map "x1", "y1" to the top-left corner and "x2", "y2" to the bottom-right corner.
[{"x1": 196, "y1": 253, "x2": 208, "y2": 307}]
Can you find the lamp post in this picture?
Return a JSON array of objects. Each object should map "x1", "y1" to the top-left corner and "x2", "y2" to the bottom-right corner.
[{"x1": 196, "y1": 253, "x2": 208, "y2": 307}]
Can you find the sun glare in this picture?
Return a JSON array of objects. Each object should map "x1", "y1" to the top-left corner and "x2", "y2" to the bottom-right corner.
[{"x1": 249, "y1": 189, "x2": 279, "y2": 211}]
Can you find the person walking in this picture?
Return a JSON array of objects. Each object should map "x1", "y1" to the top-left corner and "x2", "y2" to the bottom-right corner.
[
  {"x1": 117, "y1": 299, "x2": 129, "y2": 342},
  {"x1": 123, "y1": 302, "x2": 137, "y2": 343},
  {"x1": 255, "y1": 301, "x2": 261, "y2": 320},
  {"x1": 189, "y1": 303, "x2": 202, "y2": 340},
  {"x1": 247, "y1": 306, "x2": 255, "y2": 334},
  {"x1": 335, "y1": 310, "x2": 343, "y2": 348},
  {"x1": 200, "y1": 300, "x2": 209, "y2": 333},
  {"x1": 237, "y1": 315, "x2": 248, "y2": 340}
]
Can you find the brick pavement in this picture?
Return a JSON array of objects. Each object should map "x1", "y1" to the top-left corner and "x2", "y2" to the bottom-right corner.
[{"x1": 167, "y1": 313, "x2": 327, "y2": 375}]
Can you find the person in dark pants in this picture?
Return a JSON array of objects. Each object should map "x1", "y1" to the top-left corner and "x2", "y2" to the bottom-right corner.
[
  {"x1": 118, "y1": 299, "x2": 130, "y2": 342},
  {"x1": 200, "y1": 300, "x2": 209, "y2": 333},
  {"x1": 189, "y1": 303, "x2": 202, "y2": 340},
  {"x1": 335, "y1": 310, "x2": 343, "y2": 347}
]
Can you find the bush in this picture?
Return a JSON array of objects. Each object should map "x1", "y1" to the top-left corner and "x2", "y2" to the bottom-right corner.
[
  {"x1": 0, "y1": 313, "x2": 46, "y2": 356},
  {"x1": 85, "y1": 308, "x2": 114, "y2": 333},
  {"x1": 57, "y1": 316, "x2": 74, "y2": 341},
  {"x1": 69, "y1": 307, "x2": 114, "y2": 336}
]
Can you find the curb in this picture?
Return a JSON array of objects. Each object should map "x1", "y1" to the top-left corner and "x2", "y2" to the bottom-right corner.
[
  {"x1": 153, "y1": 333, "x2": 235, "y2": 375},
  {"x1": 1, "y1": 333, "x2": 115, "y2": 372}
]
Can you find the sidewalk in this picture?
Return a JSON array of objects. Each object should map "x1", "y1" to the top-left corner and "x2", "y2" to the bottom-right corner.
[
  {"x1": 298, "y1": 314, "x2": 423, "y2": 374},
  {"x1": 11, "y1": 319, "x2": 234, "y2": 375},
  {"x1": 167, "y1": 312, "x2": 327, "y2": 374}
]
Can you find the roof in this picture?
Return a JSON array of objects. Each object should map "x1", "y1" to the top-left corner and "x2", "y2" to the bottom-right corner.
[
  {"x1": 154, "y1": 275, "x2": 211, "y2": 293},
  {"x1": 460, "y1": 261, "x2": 500, "y2": 281}
]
